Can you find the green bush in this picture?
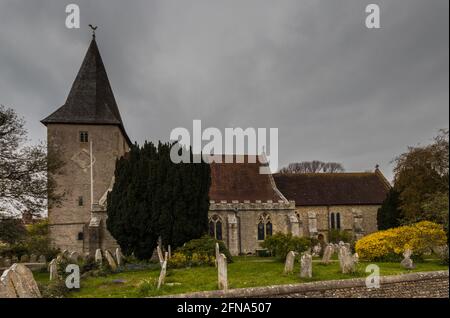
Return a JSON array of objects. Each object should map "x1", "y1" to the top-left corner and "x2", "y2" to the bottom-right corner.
[
  {"x1": 328, "y1": 229, "x2": 353, "y2": 244},
  {"x1": 261, "y1": 233, "x2": 312, "y2": 260},
  {"x1": 168, "y1": 235, "x2": 232, "y2": 268}
]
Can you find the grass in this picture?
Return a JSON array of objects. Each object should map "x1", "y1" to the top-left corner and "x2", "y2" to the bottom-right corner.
[{"x1": 33, "y1": 256, "x2": 448, "y2": 298}]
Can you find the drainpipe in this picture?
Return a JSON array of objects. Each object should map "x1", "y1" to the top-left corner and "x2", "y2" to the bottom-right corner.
[{"x1": 235, "y1": 208, "x2": 242, "y2": 255}]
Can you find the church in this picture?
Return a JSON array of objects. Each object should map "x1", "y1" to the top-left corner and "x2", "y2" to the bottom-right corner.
[{"x1": 41, "y1": 36, "x2": 390, "y2": 256}]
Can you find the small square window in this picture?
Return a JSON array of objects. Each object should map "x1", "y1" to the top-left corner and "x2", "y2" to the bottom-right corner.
[
  {"x1": 77, "y1": 232, "x2": 84, "y2": 241},
  {"x1": 78, "y1": 196, "x2": 84, "y2": 206},
  {"x1": 80, "y1": 131, "x2": 89, "y2": 143}
]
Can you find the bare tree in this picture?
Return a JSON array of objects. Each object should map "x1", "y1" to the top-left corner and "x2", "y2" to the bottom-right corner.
[
  {"x1": 279, "y1": 161, "x2": 345, "y2": 174},
  {"x1": 0, "y1": 105, "x2": 63, "y2": 216}
]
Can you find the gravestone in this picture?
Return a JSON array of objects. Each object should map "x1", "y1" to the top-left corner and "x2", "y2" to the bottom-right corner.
[
  {"x1": 29, "y1": 254, "x2": 37, "y2": 263},
  {"x1": 38, "y1": 255, "x2": 46, "y2": 263},
  {"x1": 168, "y1": 245, "x2": 172, "y2": 259},
  {"x1": 49, "y1": 259, "x2": 58, "y2": 281},
  {"x1": 321, "y1": 244, "x2": 334, "y2": 265},
  {"x1": 0, "y1": 267, "x2": 17, "y2": 298},
  {"x1": 157, "y1": 252, "x2": 169, "y2": 289},
  {"x1": 61, "y1": 250, "x2": 69, "y2": 258},
  {"x1": 157, "y1": 245, "x2": 164, "y2": 266},
  {"x1": 217, "y1": 253, "x2": 228, "y2": 290},
  {"x1": 115, "y1": 248, "x2": 123, "y2": 267},
  {"x1": 2, "y1": 263, "x2": 41, "y2": 298},
  {"x1": 215, "y1": 243, "x2": 220, "y2": 268},
  {"x1": 339, "y1": 246, "x2": 357, "y2": 274},
  {"x1": 300, "y1": 252, "x2": 312, "y2": 278},
  {"x1": 95, "y1": 249, "x2": 103, "y2": 265},
  {"x1": 104, "y1": 250, "x2": 118, "y2": 271},
  {"x1": 20, "y1": 255, "x2": 29, "y2": 263},
  {"x1": 284, "y1": 251, "x2": 296, "y2": 274},
  {"x1": 312, "y1": 244, "x2": 322, "y2": 257},
  {"x1": 400, "y1": 249, "x2": 414, "y2": 269},
  {"x1": 12, "y1": 256, "x2": 18, "y2": 263},
  {"x1": 69, "y1": 251, "x2": 80, "y2": 263}
]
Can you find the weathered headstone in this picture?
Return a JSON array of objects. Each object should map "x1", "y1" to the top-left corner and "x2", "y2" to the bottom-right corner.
[
  {"x1": 20, "y1": 254, "x2": 29, "y2": 263},
  {"x1": 61, "y1": 250, "x2": 69, "y2": 258},
  {"x1": 1, "y1": 263, "x2": 41, "y2": 298},
  {"x1": 217, "y1": 253, "x2": 228, "y2": 290},
  {"x1": 29, "y1": 254, "x2": 37, "y2": 263},
  {"x1": 312, "y1": 244, "x2": 322, "y2": 257},
  {"x1": 168, "y1": 245, "x2": 172, "y2": 259},
  {"x1": 104, "y1": 250, "x2": 118, "y2": 271},
  {"x1": 95, "y1": 249, "x2": 103, "y2": 265},
  {"x1": 37, "y1": 255, "x2": 46, "y2": 264},
  {"x1": 215, "y1": 243, "x2": 220, "y2": 268},
  {"x1": 69, "y1": 251, "x2": 80, "y2": 263},
  {"x1": 157, "y1": 252, "x2": 169, "y2": 289},
  {"x1": 157, "y1": 245, "x2": 164, "y2": 266},
  {"x1": 300, "y1": 252, "x2": 312, "y2": 278},
  {"x1": 339, "y1": 246, "x2": 357, "y2": 274},
  {"x1": 0, "y1": 268, "x2": 17, "y2": 298},
  {"x1": 321, "y1": 244, "x2": 334, "y2": 265},
  {"x1": 115, "y1": 247, "x2": 123, "y2": 267},
  {"x1": 284, "y1": 251, "x2": 296, "y2": 274},
  {"x1": 49, "y1": 259, "x2": 58, "y2": 281},
  {"x1": 400, "y1": 249, "x2": 414, "y2": 269}
]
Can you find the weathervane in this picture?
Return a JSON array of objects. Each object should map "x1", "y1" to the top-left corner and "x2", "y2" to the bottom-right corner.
[{"x1": 89, "y1": 24, "x2": 98, "y2": 38}]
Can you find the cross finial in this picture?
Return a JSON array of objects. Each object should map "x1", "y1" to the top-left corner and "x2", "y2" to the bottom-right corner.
[{"x1": 89, "y1": 24, "x2": 98, "y2": 39}]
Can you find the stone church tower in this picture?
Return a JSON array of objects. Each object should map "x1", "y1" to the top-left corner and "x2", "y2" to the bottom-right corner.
[{"x1": 41, "y1": 36, "x2": 131, "y2": 254}]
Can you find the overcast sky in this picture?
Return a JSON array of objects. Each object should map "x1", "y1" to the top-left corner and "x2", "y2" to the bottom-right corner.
[{"x1": 0, "y1": 0, "x2": 448, "y2": 181}]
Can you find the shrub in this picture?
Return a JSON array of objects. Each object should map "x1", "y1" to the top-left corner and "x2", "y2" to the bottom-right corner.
[
  {"x1": 168, "y1": 235, "x2": 231, "y2": 268},
  {"x1": 261, "y1": 233, "x2": 312, "y2": 260},
  {"x1": 328, "y1": 229, "x2": 353, "y2": 244},
  {"x1": 355, "y1": 221, "x2": 447, "y2": 261}
]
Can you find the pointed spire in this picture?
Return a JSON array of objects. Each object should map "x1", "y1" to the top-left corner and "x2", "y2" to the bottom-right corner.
[{"x1": 42, "y1": 34, "x2": 131, "y2": 145}]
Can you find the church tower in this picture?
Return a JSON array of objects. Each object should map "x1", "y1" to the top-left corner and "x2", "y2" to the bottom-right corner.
[{"x1": 41, "y1": 35, "x2": 131, "y2": 254}]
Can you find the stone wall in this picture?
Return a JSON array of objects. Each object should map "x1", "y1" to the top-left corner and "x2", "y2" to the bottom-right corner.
[
  {"x1": 47, "y1": 124, "x2": 129, "y2": 254},
  {"x1": 164, "y1": 270, "x2": 449, "y2": 298}
]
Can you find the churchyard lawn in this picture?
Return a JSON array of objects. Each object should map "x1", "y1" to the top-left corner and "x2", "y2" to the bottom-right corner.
[{"x1": 33, "y1": 256, "x2": 448, "y2": 298}]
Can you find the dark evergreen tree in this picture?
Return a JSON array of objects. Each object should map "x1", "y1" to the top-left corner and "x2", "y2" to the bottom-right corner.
[
  {"x1": 106, "y1": 142, "x2": 211, "y2": 259},
  {"x1": 377, "y1": 188, "x2": 402, "y2": 230}
]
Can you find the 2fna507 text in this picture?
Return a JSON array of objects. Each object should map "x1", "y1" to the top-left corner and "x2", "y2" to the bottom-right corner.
[{"x1": 221, "y1": 302, "x2": 272, "y2": 313}]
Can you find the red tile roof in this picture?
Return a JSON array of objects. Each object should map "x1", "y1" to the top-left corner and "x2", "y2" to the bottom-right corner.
[
  {"x1": 209, "y1": 155, "x2": 285, "y2": 202},
  {"x1": 273, "y1": 171, "x2": 390, "y2": 206}
]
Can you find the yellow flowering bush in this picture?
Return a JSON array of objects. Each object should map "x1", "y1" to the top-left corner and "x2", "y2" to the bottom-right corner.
[{"x1": 355, "y1": 221, "x2": 447, "y2": 261}]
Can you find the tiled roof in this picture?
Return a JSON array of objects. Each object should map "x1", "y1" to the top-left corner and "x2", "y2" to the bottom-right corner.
[
  {"x1": 273, "y1": 171, "x2": 390, "y2": 206},
  {"x1": 209, "y1": 155, "x2": 286, "y2": 202},
  {"x1": 41, "y1": 38, "x2": 131, "y2": 145}
]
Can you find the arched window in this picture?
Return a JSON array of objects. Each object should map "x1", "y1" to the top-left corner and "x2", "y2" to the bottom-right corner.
[
  {"x1": 215, "y1": 221, "x2": 223, "y2": 240},
  {"x1": 258, "y1": 222, "x2": 265, "y2": 241},
  {"x1": 330, "y1": 212, "x2": 335, "y2": 229},
  {"x1": 336, "y1": 213, "x2": 341, "y2": 229},
  {"x1": 209, "y1": 215, "x2": 223, "y2": 240},
  {"x1": 266, "y1": 221, "x2": 272, "y2": 236},
  {"x1": 257, "y1": 213, "x2": 272, "y2": 241}
]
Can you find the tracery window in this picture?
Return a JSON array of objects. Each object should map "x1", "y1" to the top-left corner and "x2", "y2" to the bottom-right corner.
[
  {"x1": 257, "y1": 213, "x2": 272, "y2": 241},
  {"x1": 209, "y1": 215, "x2": 223, "y2": 240}
]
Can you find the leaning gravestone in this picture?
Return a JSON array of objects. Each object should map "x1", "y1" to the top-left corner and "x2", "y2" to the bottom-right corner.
[
  {"x1": 284, "y1": 251, "x2": 296, "y2": 274},
  {"x1": 217, "y1": 253, "x2": 228, "y2": 290},
  {"x1": 157, "y1": 252, "x2": 169, "y2": 289},
  {"x1": 20, "y1": 255, "x2": 29, "y2": 263},
  {"x1": 156, "y1": 245, "x2": 164, "y2": 267},
  {"x1": 321, "y1": 244, "x2": 334, "y2": 265},
  {"x1": 95, "y1": 249, "x2": 103, "y2": 265},
  {"x1": 1, "y1": 263, "x2": 41, "y2": 298},
  {"x1": 0, "y1": 268, "x2": 17, "y2": 298},
  {"x1": 49, "y1": 259, "x2": 58, "y2": 281},
  {"x1": 104, "y1": 250, "x2": 118, "y2": 271},
  {"x1": 339, "y1": 246, "x2": 357, "y2": 274},
  {"x1": 400, "y1": 249, "x2": 414, "y2": 269},
  {"x1": 300, "y1": 252, "x2": 312, "y2": 278}
]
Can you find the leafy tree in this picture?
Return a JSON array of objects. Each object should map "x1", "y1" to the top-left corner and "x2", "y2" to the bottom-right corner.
[
  {"x1": 377, "y1": 188, "x2": 402, "y2": 230},
  {"x1": 0, "y1": 105, "x2": 63, "y2": 216},
  {"x1": 393, "y1": 129, "x2": 448, "y2": 224},
  {"x1": 279, "y1": 161, "x2": 344, "y2": 174},
  {"x1": 106, "y1": 142, "x2": 211, "y2": 260}
]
